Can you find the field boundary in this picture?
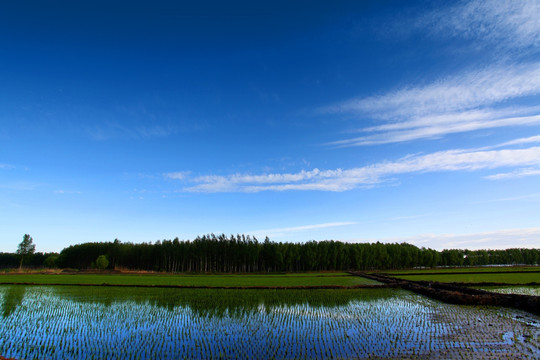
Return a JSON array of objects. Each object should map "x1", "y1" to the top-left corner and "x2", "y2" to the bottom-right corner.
[{"x1": 351, "y1": 272, "x2": 540, "y2": 315}]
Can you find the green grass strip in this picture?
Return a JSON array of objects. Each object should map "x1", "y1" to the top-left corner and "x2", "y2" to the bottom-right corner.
[
  {"x1": 394, "y1": 272, "x2": 540, "y2": 284},
  {"x1": 0, "y1": 273, "x2": 381, "y2": 287}
]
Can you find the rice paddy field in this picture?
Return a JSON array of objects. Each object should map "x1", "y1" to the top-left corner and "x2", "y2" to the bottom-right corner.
[
  {"x1": 392, "y1": 272, "x2": 540, "y2": 284},
  {"x1": 477, "y1": 286, "x2": 540, "y2": 297},
  {"x1": 385, "y1": 266, "x2": 540, "y2": 275},
  {"x1": 1, "y1": 283, "x2": 539, "y2": 359}
]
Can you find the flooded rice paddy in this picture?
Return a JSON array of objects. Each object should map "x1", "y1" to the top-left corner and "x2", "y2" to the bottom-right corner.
[
  {"x1": 476, "y1": 285, "x2": 540, "y2": 297},
  {"x1": 0, "y1": 286, "x2": 538, "y2": 359}
]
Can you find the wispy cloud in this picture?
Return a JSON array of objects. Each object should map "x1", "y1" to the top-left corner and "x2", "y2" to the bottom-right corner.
[
  {"x1": 250, "y1": 222, "x2": 357, "y2": 238},
  {"x1": 470, "y1": 192, "x2": 540, "y2": 204},
  {"x1": 0, "y1": 181, "x2": 41, "y2": 191},
  {"x1": 485, "y1": 168, "x2": 540, "y2": 180},
  {"x1": 324, "y1": 64, "x2": 540, "y2": 119},
  {"x1": 179, "y1": 145, "x2": 540, "y2": 193},
  {"x1": 0, "y1": 164, "x2": 14, "y2": 170},
  {"x1": 322, "y1": 0, "x2": 540, "y2": 147},
  {"x1": 330, "y1": 111, "x2": 540, "y2": 147},
  {"x1": 416, "y1": 0, "x2": 540, "y2": 51},
  {"x1": 493, "y1": 134, "x2": 540, "y2": 148},
  {"x1": 164, "y1": 171, "x2": 191, "y2": 180},
  {"x1": 345, "y1": 227, "x2": 540, "y2": 251},
  {"x1": 86, "y1": 122, "x2": 178, "y2": 141},
  {"x1": 323, "y1": 63, "x2": 540, "y2": 146},
  {"x1": 54, "y1": 190, "x2": 82, "y2": 195}
]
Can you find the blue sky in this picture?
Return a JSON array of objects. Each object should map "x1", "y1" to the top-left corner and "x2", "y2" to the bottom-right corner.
[{"x1": 1, "y1": 0, "x2": 539, "y2": 252}]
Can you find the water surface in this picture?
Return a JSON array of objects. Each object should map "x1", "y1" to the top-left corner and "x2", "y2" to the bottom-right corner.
[{"x1": 0, "y1": 286, "x2": 538, "y2": 359}]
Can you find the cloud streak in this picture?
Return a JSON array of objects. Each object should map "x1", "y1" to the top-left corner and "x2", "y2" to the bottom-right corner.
[
  {"x1": 54, "y1": 190, "x2": 82, "y2": 195},
  {"x1": 485, "y1": 168, "x2": 540, "y2": 180},
  {"x1": 416, "y1": 0, "x2": 540, "y2": 51},
  {"x1": 86, "y1": 122, "x2": 178, "y2": 141},
  {"x1": 325, "y1": 64, "x2": 540, "y2": 119},
  {"x1": 493, "y1": 134, "x2": 540, "y2": 148},
  {"x1": 330, "y1": 112, "x2": 540, "y2": 146},
  {"x1": 164, "y1": 171, "x2": 191, "y2": 180},
  {"x1": 323, "y1": 62, "x2": 540, "y2": 146},
  {"x1": 346, "y1": 227, "x2": 540, "y2": 251},
  {"x1": 322, "y1": 1, "x2": 540, "y2": 146},
  {"x1": 250, "y1": 222, "x2": 357, "y2": 238},
  {"x1": 180, "y1": 145, "x2": 540, "y2": 193}
]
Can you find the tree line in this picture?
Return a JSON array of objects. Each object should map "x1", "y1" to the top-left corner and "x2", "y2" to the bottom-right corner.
[{"x1": 2, "y1": 234, "x2": 537, "y2": 271}]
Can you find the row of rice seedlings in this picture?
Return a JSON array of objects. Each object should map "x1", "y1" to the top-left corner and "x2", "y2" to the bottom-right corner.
[
  {"x1": 0, "y1": 286, "x2": 538, "y2": 359},
  {"x1": 424, "y1": 295, "x2": 540, "y2": 358}
]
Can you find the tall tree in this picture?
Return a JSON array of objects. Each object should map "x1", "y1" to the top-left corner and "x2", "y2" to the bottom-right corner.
[
  {"x1": 17, "y1": 234, "x2": 35, "y2": 270},
  {"x1": 52, "y1": 236, "x2": 540, "y2": 272}
]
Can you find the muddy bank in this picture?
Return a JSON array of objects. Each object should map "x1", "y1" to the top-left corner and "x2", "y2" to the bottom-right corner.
[{"x1": 352, "y1": 272, "x2": 540, "y2": 315}]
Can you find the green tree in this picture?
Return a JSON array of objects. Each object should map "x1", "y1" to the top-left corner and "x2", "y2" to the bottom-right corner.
[
  {"x1": 16, "y1": 234, "x2": 35, "y2": 270},
  {"x1": 95, "y1": 255, "x2": 109, "y2": 270},
  {"x1": 44, "y1": 254, "x2": 59, "y2": 268}
]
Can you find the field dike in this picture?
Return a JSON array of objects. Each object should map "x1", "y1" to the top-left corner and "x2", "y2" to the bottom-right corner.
[{"x1": 352, "y1": 272, "x2": 540, "y2": 315}]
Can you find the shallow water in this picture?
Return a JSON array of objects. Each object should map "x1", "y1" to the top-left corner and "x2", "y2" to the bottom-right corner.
[
  {"x1": 477, "y1": 285, "x2": 540, "y2": 297},
  {"x1": 0, "y1": 286, "x2": 538, "y2": 359}
]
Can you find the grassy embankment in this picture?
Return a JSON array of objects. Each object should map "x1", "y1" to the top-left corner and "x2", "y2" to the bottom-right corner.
[{"x1": 0, "y1": 272, "x2": 380, "y2": 287}]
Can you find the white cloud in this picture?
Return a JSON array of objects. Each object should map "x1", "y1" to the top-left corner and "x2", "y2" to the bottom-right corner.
[
  {"x1": 87, "y1": 122, "x2": 177, "y2": 141},
  {"x1": 54, "y1": 190, "x2": 82, "y2": 195},
  {"x1": 321, "y1": 0, "x2": 540, "y2": 147},
  {"x1": 164, "y1": 171, "x2": 191, "y2": 180},
  {"x1": 322, "y1": 63, "x2": 540, "y2": 146},
  {"x1": 417, "y1": 0, "x2": 540, "y2": 50},
  {"x1": 345, "y1": 227, "x2": 540, "y2": 251},
  {"x1": 494, "y1": 134, "x2": 540, "y2": 147},
  {"x1": 182, "y1": 146, "x2": 540, "y2": 193},
  {"x1": 324, "y1": 63, "x2": 540, "y2": 119},
  {"x1": 485, "y1": 167, "x2": 540, "y2": 180},
  {"x1": 470, "y1": 192, "x2": 540, "y2": 204},
  {"x1": 331, "y1": 112, "x2": 540, "y2": 146},
  {"x1": 250, "y1": 222, "x2": 357, "y2": 238},
  {"x1": 495, "y1": 193, "x2": 540, "y2": 202},
  {"x1": 0, "y1": 181, "x2": 41, "y2": 191}
]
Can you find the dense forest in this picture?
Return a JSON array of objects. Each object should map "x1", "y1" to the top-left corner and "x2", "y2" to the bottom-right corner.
[
  {"x1": 0, "y1": 252, "x2": 52, "y2": 269},
  {"x1": 1, "y1": 234, "x2": 538, "y2": 271}
]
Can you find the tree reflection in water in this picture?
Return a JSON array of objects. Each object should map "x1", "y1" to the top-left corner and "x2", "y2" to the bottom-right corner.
[
  {"x1": 1, "y1": 286, "x2": 26, "y2": 318},
  {"x1": 49, "y1": 286, "x2": 394, "y2": 318}
]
